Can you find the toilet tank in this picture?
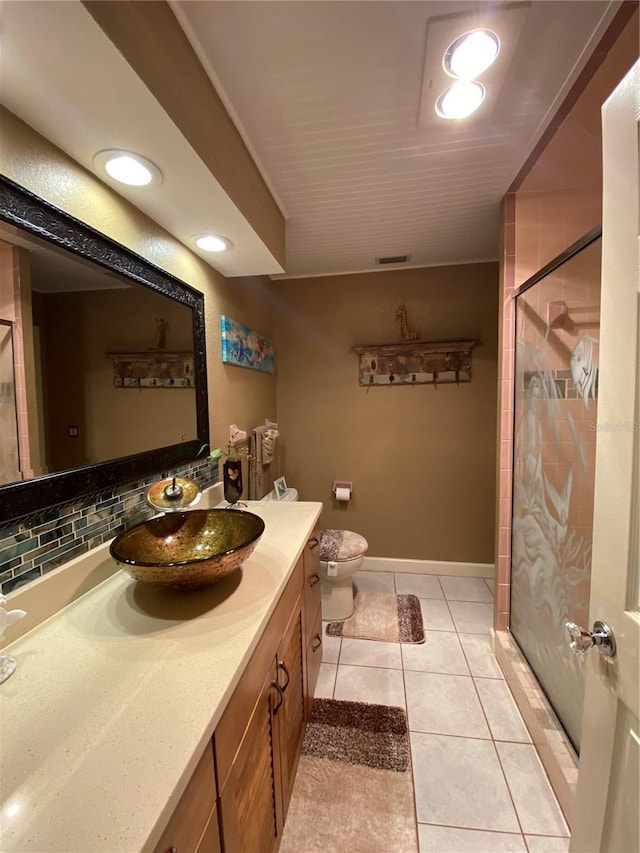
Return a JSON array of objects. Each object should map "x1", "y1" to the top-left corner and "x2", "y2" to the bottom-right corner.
[{"x1": 261, "y1": 487, "x2": 298, "y2": 502}]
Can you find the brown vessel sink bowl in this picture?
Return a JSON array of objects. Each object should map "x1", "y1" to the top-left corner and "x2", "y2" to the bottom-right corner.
[{"x1": 110, "y1": 509, "x2": 265, "y2": 589}]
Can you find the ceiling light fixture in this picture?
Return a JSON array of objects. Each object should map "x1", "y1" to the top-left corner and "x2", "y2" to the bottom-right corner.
[
  {"x1": 94, "y1": 150, "x2": 161, "y2": 187},
  {"x1": 444, "y1": 29, "x2": 500, "y2": 80},
  {"x1": 420, "y1": 6, "x2": 529, "y2": 128},
  {"x1": 435, "y1": 80, "x2": 486, "y2": 120},
  {"x1": 193, "y1": 234, "x2": 233, "y2": 253}
]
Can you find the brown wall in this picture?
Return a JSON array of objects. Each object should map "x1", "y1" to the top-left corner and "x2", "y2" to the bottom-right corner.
[
  {"x1": 40, "y1": 285, "x2": 196, "y2": 469},
  {"x1": 0, "y1": 106, "x2": 277, "y2": 479},
  {"x1": 273, "y1": 263, "x2": 499, "y2": 563}
]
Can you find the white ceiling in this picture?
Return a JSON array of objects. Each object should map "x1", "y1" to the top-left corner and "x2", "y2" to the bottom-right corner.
[
  {"x1": 0, "y1": 0, "x2": 283, "y2": 278},
  {"x1": 0, "y1": 1, "x2": 620, "y2": 280}
]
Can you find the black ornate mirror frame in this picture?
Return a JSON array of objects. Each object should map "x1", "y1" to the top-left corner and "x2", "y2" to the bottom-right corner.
[{"x1": 0, "y1": 175, "x2": 209, "y2": 524}]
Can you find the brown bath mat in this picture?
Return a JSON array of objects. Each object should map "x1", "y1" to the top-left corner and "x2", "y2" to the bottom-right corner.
[
  {"x1": 326, "y1": 592, "x2": 425, "y2": 643},
  {"x1": 303, "y1": 698, "x2": 410, "y2": 771},
  {"x1": 279, "y1": 699, "x2": 418, "y2": 852}
]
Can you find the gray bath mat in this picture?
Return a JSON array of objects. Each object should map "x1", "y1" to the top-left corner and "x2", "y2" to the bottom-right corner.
[{"x1": 325, "y1": 592, "x2": 425, "y2": 643}]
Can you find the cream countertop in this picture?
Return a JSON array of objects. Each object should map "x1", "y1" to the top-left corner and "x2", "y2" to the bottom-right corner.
[{"x1": 0, "y1": 499, "x2": 322, "y2": 853}]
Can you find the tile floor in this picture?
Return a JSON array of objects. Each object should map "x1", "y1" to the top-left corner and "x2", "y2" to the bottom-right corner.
[{"x1": 315, "y1": 571, "x2": 571, "y2": 853}]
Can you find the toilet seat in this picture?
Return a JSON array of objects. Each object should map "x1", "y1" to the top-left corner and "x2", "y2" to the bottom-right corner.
[
  {"x1": 319, "y1": 530, "x2": 368, "y2": 621},
  {"x1": 319, "y1": 529, "x2": 368, "y2": 562}
]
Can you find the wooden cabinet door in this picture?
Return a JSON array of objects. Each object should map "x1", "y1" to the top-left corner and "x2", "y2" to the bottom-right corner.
[
  {"x1": 276, "y1": 600, "x2": 306, "y2": 820},
  {"x1": 302, "y1": 533, "x2": 322, "y2": 721},
  {"x1": 218, "y1": 662, "x2": 282, "y2": 853},
  {"x1": 215, "y1": 560, "x2": 303, "y2": 795},
  {"x1": 305, "y1": 605, "x2": 323, "y2": 720},
  {"x1": 215, "y1": 562, "x2": 309, "y2": 851},
  {"x1": 196, "y1": 806, "x2": 222, "y2": 853},
  {"x1": 153, "y1": 745, "x2": 217, "y2": 853}
]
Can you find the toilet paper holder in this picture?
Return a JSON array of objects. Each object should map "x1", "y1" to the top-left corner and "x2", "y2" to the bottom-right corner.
[{"x1": 332, "y1": 480, "x2": 353, "y2": 500}]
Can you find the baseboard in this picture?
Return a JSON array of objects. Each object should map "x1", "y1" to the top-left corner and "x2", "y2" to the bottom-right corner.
[{"x1": 362, "y1": 556, "x2": 494, "y2": 579}]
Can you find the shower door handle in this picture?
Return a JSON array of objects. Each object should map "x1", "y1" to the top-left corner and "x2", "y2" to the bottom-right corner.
[{"x1": 565, "y1": 620, "x2": 616, "y2": 658}]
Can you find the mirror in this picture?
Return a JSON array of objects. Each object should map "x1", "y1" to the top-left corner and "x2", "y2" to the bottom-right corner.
[{"x1": 0, "y1": 175, "x2": 209, "y2": 524}]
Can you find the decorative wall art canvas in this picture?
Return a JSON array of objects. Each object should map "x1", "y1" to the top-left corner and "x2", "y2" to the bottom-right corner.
[{"x1": 221, "y1": 315, "x2": 274, "y2": 373}]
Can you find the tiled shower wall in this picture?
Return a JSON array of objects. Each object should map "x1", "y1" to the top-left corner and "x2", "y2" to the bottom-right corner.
[
  {"x1": 493, "y1": 5, "x2": 638, "y2": 821},
  {"x1": 495, "y1": 191, "x2": 516, "y2": 631},
  {"x1": 0, "y1": 242, "x2": 35, "y2": 482},
  {"x1": 0, "y1": 457, "x2": 218, "y2": 596},
  {"x1": 0, "y1": 323, "x2": 20, "y2": 484},
  {"x1": 494, "y1": 4, "x2": 639, "y2": 631},
  {"x1": 510, "y1": 236, "x2": 601, "y2": 753}
]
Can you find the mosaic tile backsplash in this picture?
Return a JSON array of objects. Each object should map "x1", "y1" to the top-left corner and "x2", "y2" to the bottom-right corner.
[{"x1": 0, "y1": 457, "x2": 218, "y2": 596}]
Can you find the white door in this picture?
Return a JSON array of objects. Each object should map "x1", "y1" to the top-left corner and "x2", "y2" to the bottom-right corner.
[{"x1": 570, "y1": 61, "x2": 639, "y2": 852}]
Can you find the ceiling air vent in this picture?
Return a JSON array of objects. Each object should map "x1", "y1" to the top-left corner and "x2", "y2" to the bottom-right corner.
[{"x1": 375, "y1": 254, "x2": 411, "y2": 265}]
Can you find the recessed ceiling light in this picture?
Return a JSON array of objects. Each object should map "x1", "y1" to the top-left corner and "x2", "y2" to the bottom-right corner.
[
  {"x1": 193, "y1": 234, "x2": 233, "y2": 253},
  {"x1": 444, "y1": 29, "x2": 500, "y2": 80},
  {"x1": 93, "y1": 150, "x2": 161, "y2": 187},
  {"x1": 435, "y1": 80, "x2": 486, "y2": 120}
]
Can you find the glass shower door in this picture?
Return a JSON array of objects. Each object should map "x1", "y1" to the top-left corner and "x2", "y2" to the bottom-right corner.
[
  {"x1": 0, "y1": 320, "x2": 20, "y2": 485},
  {"x1": 511, "y1": 235, "x2": 601, "y2": 752}
]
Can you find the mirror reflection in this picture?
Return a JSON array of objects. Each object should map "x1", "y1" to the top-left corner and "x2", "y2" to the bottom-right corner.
[{"x1": 0, "y1": 224, "x2": 197, "y2": 488}]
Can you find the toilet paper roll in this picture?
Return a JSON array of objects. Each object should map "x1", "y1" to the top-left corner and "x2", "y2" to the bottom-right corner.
[{"x1": 335, "y1": 486, "x2": 351, "y2": 501}]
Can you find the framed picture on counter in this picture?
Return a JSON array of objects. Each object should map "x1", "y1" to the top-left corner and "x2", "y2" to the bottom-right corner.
[{"x1": 274, "y1": 476, "x2": 288, "y2": 500}]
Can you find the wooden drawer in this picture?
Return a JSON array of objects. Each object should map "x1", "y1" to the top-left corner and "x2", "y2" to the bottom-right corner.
[
  {"x1": 303, "y1": 562, "x2": 321, "y2": 626},
  {"x1": 154, "y1": 744, "x2": 217, "y2": 853},
  {"x1": 303, "y1": 532, "x2": 321, "y2": 626},
  {"x1": 214, "y1": 558, "x2": 303, "y2": 790},
  {"x1": 305, "y1": 605, "x2": 323, "y2": 719},
  {"x1": 303, "y1": 533, "x2": 320, "y2": 581}
]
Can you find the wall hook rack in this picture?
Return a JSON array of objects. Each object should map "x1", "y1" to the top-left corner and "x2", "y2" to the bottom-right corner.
[
  {"x1": 106, "y1": 351, "x2": 195, "y2": 387},
  {"x1": 352, "y1": 339, "x2": 480, "y2": 387}
]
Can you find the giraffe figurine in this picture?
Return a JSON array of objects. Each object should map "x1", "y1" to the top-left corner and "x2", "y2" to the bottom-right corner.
[{"x1": 396, "y1": 304, "x2": 419, "y2": 340}]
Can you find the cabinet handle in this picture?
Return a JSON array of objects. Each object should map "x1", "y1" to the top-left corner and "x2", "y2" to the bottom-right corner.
[
  {"x1": 278, "y1": 659, "x2": 290, "y2": 691},
  {"x1": 308, "y1": 572, "x2": 320, "y2": 588},
  {"x1": 308, "y1": 536, "x2": 319, "y2": 550},
  {"x1": 271, "y1": 681, "x2": 285, "y2": 714},
  {"x1": 311, "y1": 634, "x2": 322, "y2": 652}
]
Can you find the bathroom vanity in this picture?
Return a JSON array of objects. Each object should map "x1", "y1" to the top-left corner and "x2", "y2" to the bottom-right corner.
[{"x1": 0, "y1": 498, "x2": 323, "y2": 852}]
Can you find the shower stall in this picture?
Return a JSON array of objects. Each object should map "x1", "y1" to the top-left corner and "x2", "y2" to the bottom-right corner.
[
  {"x1": 0, "y1": 319, "x2": 20, "y2": 486},
  {"x1": 510, "y1": 231, "x2": 602, "y2": 753}
]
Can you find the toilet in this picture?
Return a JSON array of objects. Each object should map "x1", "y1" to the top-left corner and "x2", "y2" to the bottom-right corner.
[
  {"x1": 260, "y1": 486, "x2": 298, "y2": 501},
  {"x1": 319, "y1": 529, "x2": 369, "y2": 621},
  {"x1": 259, "y1": 488, "x2": 367, "y2": 621}
]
